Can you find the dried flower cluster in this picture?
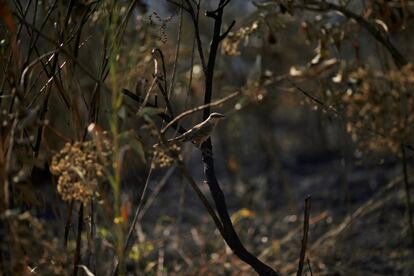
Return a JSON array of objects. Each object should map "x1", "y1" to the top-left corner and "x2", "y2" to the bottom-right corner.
[
  {"x1": 50, "y1": 137, "x2": 112, "y2": 204},
  {"x1": 222, "y1": 21, "x2": 259, "y2": 56},
  {"x1": 341, "y1": 65, "x2": 414, "y2": 153},
  {"x1": 153, "y1": 143, "x2": 180, "y2": 168}
]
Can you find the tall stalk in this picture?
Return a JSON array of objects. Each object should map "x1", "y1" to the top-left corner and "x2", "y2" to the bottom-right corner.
[{"x1": 106, "y1": 0, "x2": 125, "y2": 273}]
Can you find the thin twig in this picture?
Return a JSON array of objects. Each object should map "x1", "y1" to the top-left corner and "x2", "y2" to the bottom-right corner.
[
  {"x1": 0, "y1": 0, "x2": 36, "y2": 104},
  {"x1": 311, "y1": 177, "x2": 402, "y2": 250},
  {"x1": 307, "y1": 258, "x2": 313, "y2": 276},
  {"x1": 73, "y1": 203, "x2": 84, "y2": 276},
  {"x1": 168, "y1": 0, "x2": 184, "y2": 98},
  {"x1": 297, "y1": 196, "x2": 311, "y2": 276},
  {"x1": 288, "y1": 79, "x2": 414, "y2": 152},
  {"x1": 137, "y1": 78, "x2": 157, "y2": 114},
  {"x1": 167, "y1": 0, "x2": 206, "y2": 70},
  {"x1": 13, "y1": 15, "x2": 102, "y2": 84},
  {"x1": 137, "y1": 165, "x2": 176, "y2": 222},
  {"x1": 295, "y1": 1, "x2": 407, "y2": 67},
  {"x1": 88, "y1": 200, "x2": 96, "y2": 274},
  {"x1": 64, "y1": 200, "x2": 74, "y2": 248},
  {"x1": 161, "y1": 91, "x2": 240, "y2": 134},
  {"x1": 3, "y1": 116, "x2": 18, "y2": 208},
  {"x1": 152, "y1": 48, "x2": 174, "y2": 116},
  {"x1": 112, "y1": 160, "x2": 155, "y2": 276},
  {"x1": 177, "y1": 161, "x2": 224, "y2": 235},
  {"x1": 184, "y1": 28, "x2": 196, "y2": 109}
]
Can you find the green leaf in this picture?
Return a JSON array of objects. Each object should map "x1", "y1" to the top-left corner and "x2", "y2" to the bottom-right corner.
[
  {"x1": 118, "y1": 106, "x2": 127, "y2": 119},
  {"x1": 130, "y1": 138, "x2": 146, "y2": 164},
  {"x1": 136, "y1": 107, "x2": 163, "y2": 117},
  {"x1": 118, "y1": 130, "x2": 146, "y2": 164}
]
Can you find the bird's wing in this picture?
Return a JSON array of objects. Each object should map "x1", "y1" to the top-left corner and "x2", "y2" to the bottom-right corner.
[
  {"x1": 168, "y1": 122, "x2": 203, "y2": 143},
  {"x1": 168, "y1": 120, "x2": 214, "y2": 143}
]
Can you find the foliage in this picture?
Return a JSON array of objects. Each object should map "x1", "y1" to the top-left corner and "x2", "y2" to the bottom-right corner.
[{"x1": 1, "y1": 0, "x2": 414, "y2": 275}]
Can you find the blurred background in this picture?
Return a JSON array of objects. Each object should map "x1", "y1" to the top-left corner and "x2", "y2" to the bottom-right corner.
[{"x1": 1, "y1": 0, "x2": 414, "y2": 275}]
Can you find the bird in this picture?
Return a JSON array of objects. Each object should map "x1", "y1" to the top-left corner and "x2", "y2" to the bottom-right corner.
[{"x1": 165, "y1": 112, "x2": 226, "y2": 147}]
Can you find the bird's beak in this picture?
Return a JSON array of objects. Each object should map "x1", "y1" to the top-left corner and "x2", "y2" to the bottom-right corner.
[{"x1": 218, "y1": 114, "x2": 226, "y2": 119}]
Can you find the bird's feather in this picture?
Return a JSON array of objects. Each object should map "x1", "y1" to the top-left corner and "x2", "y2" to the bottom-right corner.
[{"x1": 168, "y1": 121, "x2": 213, "y2": 143}]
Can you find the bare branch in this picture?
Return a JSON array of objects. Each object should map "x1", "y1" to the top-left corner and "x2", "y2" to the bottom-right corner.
[
  {"x1": 196, "y1": 0, "x2": 278, "y2": 274},
  {"x1": 14, "y1": 15, "x2": 102, "y2": 84},
  {"x1": 166, "y1": 0, "x2": 206, "y2": 70},
  {"x1": 178, "y1": 161, "x2": 224, "y2": 235},
  {"x1": 152, "y1": 48, "x2": 174, "y2": 116},
  {"x1": 219, "y1": 20, "x2": 235, "y2": 41},
  {"x1": 295, "y1": 1, "x2": 407, "y2": 68}
]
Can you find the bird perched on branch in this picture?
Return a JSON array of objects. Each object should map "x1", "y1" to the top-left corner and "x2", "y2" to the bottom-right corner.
[{"x1": 164, "y1": 112, "x2": 225, "y2": 148}]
